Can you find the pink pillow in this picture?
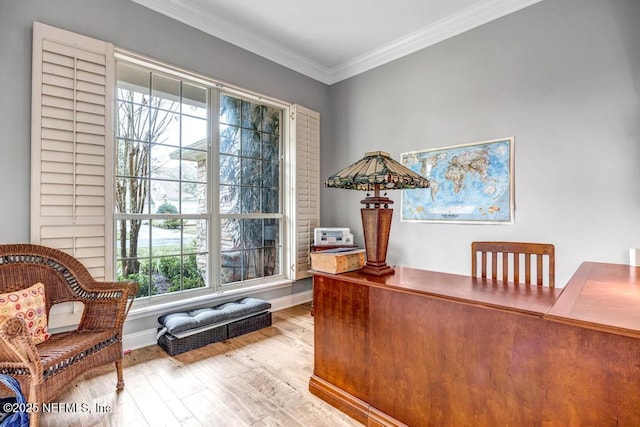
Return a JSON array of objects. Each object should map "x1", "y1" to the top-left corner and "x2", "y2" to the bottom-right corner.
[{"x1": 0, "y1": 282, "x2": 51, "y2": 345}]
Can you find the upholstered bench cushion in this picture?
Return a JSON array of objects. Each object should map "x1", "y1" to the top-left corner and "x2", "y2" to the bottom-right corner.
[
  {"x1": 158, "y1": 297, "x2": 271, "y2": 337},
  {"x1": 157, "y1": 297, "x2": 272, "y2": 356}
]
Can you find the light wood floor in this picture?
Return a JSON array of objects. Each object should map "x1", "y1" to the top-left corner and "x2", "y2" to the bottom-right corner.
[{"x1": 39, "y1": 303, "x2": 362, "y2": 427}]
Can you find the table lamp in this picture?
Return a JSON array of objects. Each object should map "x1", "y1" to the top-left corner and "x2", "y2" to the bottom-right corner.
[{"x1": 325, "y1": 151, "x2": 430, "y2": 275}]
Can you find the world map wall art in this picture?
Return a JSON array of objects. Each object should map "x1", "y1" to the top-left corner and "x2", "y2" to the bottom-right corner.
[{"x1": 401, "y1": 137, "x2": 514, "y2": 224}]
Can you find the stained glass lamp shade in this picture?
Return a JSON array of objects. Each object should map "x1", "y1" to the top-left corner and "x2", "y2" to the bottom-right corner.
[{"x1": 325, "y1": 151, "x2": 430, "y2": 276}]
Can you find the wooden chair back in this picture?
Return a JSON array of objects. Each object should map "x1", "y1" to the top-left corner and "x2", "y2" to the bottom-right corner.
[{"x1": 471, "y1": 241, "x2": 555, "y2": 287}]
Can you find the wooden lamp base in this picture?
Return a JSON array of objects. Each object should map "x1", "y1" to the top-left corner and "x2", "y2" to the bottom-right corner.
[
  {"x1": 361, "y1": 262, "x2": 395, "y2": 276},
  {"x1": 360, "y1": 194, "x2": 394, "y2": 276}
]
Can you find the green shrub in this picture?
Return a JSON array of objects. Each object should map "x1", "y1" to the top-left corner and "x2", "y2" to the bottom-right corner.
[
  {"x1": 156, "y1": 202, "x2": 178, "y2": 214},
  {"x1": 119, "y1": 244, "x2": 205, "y2": 297},
  {"x1": 156, "y1": 202, "x2": 180, "y2": 229}
]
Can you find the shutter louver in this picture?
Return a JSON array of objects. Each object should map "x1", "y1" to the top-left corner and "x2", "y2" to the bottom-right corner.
[
  {"x1": 31, "y1": 22, "x2": 114, "y2": 280},
  {"x1": 291, "y1": 105, "x2": 320, "y2": 280}
]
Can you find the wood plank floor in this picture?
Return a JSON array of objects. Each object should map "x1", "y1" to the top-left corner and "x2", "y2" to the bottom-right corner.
[{"x1": 39, "y1": 303, "x2": 362, "y2": 427}]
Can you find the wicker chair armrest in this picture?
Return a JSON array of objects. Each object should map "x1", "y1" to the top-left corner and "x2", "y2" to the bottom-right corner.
[
  {"x1": 0, "y1": 315, "x2": 41, "y2": 371},
  {"x1": 81, "y1": 280, "x2": 139, "y2": 298},
  {"x1": 77, "y1": 281, "x2": 138, "y2": 332}
]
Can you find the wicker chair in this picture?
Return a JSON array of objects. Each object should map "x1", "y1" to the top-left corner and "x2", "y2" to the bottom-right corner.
[{"x1": 0, "y1": 244, "x2": 137, "y2": 426}]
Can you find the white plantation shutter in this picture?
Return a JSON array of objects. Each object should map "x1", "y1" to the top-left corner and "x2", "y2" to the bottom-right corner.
[
  {"x1": 290, "y1": 105, "x2": 320, "y2": 280},
  {"x1": 31, "y1": 22, "x2": 114, "y2": 281}
]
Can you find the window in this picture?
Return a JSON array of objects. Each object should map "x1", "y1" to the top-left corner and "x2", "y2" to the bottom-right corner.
[
  {"x1": 115, "y1": 63, "x2": 209, "y2": 299},
  {"x1": 31, "y1": 23, "x2": 318, "y2": 311},
  {"x1": 114, "y1": 61, "x2": 288, "y2": 301},
  {"x1": 219, "y1": 94, "x2": 282, "y2": 286}
]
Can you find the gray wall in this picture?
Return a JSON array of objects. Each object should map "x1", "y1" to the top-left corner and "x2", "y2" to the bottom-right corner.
[
  {"x1": 0, "y1": 0, "x2": 327, "y2": 338},
  {"x1": 326, "y1": 0, "x2": 640, "y2": 286}
]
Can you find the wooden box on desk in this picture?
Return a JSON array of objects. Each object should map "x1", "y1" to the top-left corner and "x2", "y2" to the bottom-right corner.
[{"x1": 310, "y1": 248, "x2": 365, "y2": 274}]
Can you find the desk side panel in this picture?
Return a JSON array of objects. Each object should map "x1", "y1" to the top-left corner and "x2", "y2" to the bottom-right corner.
[{"x1": 312, "y1": 275, "x2": 370, "y2": 403}]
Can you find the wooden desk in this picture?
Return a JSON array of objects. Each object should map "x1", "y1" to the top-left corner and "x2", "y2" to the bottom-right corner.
[
  {"x1": 310, "y1": 264, "x2": 640, "y2": 426},
  {"x1": 546, "y1": 261, "x2": 640, "y2": 338}
]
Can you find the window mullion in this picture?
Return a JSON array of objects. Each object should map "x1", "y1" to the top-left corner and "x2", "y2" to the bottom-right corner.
[{"x1": 210, "y1": 87, "x2": 221, "y2": 292}]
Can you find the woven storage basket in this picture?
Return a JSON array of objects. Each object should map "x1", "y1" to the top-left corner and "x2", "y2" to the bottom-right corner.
[
  {"x1": 158, "y1": 324, "x2": 227, "y2": 356},
  {"x1": 228, "y1": 311, "x2": 272, "y2": 338}
]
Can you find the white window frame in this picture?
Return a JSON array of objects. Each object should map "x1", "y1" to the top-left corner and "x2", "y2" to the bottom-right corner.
[{"x1": 113, "y1": 51, "x2": 298, "y2": 310}]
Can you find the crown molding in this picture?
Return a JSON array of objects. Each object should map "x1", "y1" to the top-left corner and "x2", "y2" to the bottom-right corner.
[
  {"x1": 132, "y1": 0, "x2": 543, "y2": 85},
  {"x1": 131, "y1": 0, "x2": 333, "y2": 83},
  {"x1": 329, "y1": 0, "x2": 544, "y2": 84}
]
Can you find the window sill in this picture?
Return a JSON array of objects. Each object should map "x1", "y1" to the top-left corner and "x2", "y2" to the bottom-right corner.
[{"x1": 126, "y1": 279, "x2": 294, "y2": 321}]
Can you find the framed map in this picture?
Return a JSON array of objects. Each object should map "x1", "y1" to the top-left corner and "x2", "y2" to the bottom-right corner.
[{"x1": 401, "y1": 137, "x2": 514, "y2": 224}]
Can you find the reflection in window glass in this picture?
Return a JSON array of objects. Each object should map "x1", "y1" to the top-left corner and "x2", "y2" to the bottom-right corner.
[
  {"x1": 220, "y1": 218, "x2": 281, "y2": 284},
  {"x1": 219, "y1": 92, "x2": 283, "y2": 286}
]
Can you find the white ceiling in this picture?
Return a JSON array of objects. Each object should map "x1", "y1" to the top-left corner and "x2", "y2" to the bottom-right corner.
[{"x1": 131, "y1": 0, "x2": 543, "y2": 84}]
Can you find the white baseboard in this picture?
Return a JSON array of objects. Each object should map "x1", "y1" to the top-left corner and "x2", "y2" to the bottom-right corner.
[
  {"x1": 267, "y1": 289, "x2": 313, "y2": 311},
  {"x1": 122, "y1": 328, "x2": 157, "y2": 353},
  {"x1": 121, "y1": 290, "x2": 313, "y2": 352}
]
